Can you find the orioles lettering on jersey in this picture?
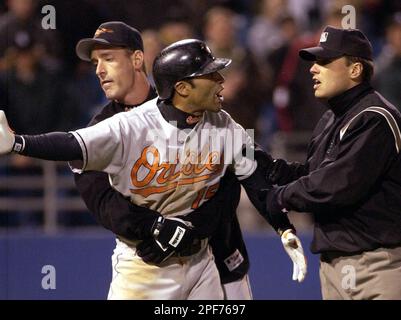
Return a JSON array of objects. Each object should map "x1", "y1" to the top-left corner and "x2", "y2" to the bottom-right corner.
[{"x1": 130, "y1": 145, "x2": 224, "y2": 198}]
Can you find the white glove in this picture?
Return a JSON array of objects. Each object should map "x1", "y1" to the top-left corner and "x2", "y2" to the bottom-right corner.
[
  {"x1": 0, "y1": 110, "x2": 15, "y2": 155},
  {"x1": 281, "y1": 229, "x2": 307, "y2": 282}
]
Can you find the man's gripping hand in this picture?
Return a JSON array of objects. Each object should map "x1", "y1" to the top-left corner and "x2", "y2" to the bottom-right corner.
[
  {"x1": 136, "y1": 238, "x2": 175, "y2": 264},
  {"x1": 281, "y1": 229, "x2": 307, "y2": 282},
  {"x1": 151, "y1": 216, "x2": 196, "y2": 252},
  {"x1": 268, "y1": 159, "x2": 290, "y2": 185},
  {"x1": 137, "y1": 216, "x2": 197, "y2": 264},
  {"x1": 0, "y1": 111, "x2": 15, "y2": 155}
]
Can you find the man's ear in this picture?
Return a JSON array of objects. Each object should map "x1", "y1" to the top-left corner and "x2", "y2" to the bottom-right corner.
[
  {"x1": 350, "y1": 62, "x2": 363, "y2": 80},
  {"x1": 174, "y1": 81, "x2": 191, "y2": 97},
  {"x1": 132, "y1": 50, "x2": 145, "y2": 70}
]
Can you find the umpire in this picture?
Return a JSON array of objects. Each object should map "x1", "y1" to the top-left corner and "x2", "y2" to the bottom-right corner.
[{"x1": 265, "y1": 26, "x2": 401, "y2": 299}]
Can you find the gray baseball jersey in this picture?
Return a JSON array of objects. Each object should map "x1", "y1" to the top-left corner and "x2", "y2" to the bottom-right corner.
[
  {"x1": 68, "y1": 97, "x2": 257, "y2": 299},
  {"x1": 70, "y1": 97, "x2": 256, "y2": 217}
]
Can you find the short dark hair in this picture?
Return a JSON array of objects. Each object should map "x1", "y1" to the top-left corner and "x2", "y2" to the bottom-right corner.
[{"x1": 345, "y1": 56, "x2": 374, "y2": 82}]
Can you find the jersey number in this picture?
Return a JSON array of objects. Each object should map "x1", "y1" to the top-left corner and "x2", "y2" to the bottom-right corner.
[{"x1": 191, "y1": 182, "x2": 220, "y2": 209}]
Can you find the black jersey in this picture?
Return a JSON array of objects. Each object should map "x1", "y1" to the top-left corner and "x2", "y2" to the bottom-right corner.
[{"x1": 276, "y1": 82, "x2": 401, "y2": 254}]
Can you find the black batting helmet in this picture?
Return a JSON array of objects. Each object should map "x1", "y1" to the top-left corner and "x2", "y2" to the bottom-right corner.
[{"x1": 152, "y1": 39, "x2": 231, "y2": 100}]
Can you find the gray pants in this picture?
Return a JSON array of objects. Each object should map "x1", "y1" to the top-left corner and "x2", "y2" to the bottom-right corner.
[
  {"x1": 223, "y1": 274, "x2": 253, "y2": 300},
  {"x1": 320, "y1": 246, "x2": 401, "y2": 300}
]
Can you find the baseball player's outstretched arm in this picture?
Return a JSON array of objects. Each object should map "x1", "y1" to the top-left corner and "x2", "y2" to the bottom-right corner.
[
  {"x1": 16, "y1": 133, "x2": 82, "y2": 160},
  {"x1": 0, "y1": 114, "x2": 82, "y2": 161},
  {"x1": 1, "y1": 109, "x2": 82, "y2": 159}
]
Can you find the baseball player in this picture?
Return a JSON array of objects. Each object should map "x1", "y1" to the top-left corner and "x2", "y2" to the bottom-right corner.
[
  {"x1": 72, "y1": 21, "x2": 253, "y2": 299},
  {"x1": 0, "y1": 39, "x2": 307, "y2": 300}
]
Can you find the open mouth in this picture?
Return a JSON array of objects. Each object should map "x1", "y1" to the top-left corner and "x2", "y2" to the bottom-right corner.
[
  {"x1": 313, "y1": 78, "x2": 321, "y2": 90},
  {"x1": 102, "y1": 80, "x2": 113, "y2": 87},
  {"x1": 216, "y1": 88, "x2": 224, "y2": 102}
]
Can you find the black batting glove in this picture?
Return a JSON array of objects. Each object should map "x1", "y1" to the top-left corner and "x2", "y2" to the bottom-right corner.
[
  {"x1": 151, "y1": 216, "x2": 196, "y2": 253},
  {"x1": 137, "y1": 216, "x2": 197, "y2": 264},
  {"x1": 136, "y1": 238, "x2": 175, "y2": 264}
]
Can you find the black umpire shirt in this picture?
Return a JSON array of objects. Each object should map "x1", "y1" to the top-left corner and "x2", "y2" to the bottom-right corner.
[{"x1": 278, "y1": 82, "x2": 401, "y2": 254}]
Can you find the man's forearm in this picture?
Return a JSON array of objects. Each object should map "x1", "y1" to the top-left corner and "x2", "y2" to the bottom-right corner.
[
  {"x1": 74, "y1": 170, "x2": 158, "y2": 239},
  {"x1": 241, "y1": 169, "x2": 294, "y2": 234},
  {"x1": 14, "y1": 132, "x2": 83, "y2": 161},
  {"x1": 268, "y1": 159, "x2": 308, "y2": 185}
]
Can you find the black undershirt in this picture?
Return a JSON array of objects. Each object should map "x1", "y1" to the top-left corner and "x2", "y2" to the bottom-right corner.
[
  {"x1": 14, "y1": 132, "x2": 82, "y2": 160},
  {"x1": 157, "y1": 100, "x2": 198, "y2": 130}
]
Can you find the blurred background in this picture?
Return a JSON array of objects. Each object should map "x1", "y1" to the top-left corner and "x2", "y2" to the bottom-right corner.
[{"x1": 0, "y1": 0, "x2": 400, "y2": 299}]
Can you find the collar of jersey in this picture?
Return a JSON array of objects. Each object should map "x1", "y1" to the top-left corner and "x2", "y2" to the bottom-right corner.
[
  {"x1": 157, "y1": 100, "x2": 200, "y2": 130},
  {"x1": 328, "y1": 82, "x2": 373, "y2": 116}
]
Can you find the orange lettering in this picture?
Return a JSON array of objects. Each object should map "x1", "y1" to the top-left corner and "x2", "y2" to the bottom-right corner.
[
  {"x1": 205, "y1": 182, "x2": 219, "y2": 200},
  {"x1": 156, "y1": 163, "x2": 180, "y2": 184},
  {"x1": 191, "y1": 187, "x2": 206, "y2": 209},
  {"x1": 191, "y1": 182, "x2": 220, "y2": 209},
  {"x1": 130, "y1": 146, "x2": 224, "y2": 198},
  {"x1": 130, "y1": 146, "x2": 160, "y2": 187}
]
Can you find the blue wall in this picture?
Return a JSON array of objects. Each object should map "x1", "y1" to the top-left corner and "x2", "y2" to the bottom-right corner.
[
  {"x1": 246, "y1": 233, "x2": 321, "y2": 300},
  {"x1": 0, "y1": 231, "x2": 321, "y2": 300}
]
